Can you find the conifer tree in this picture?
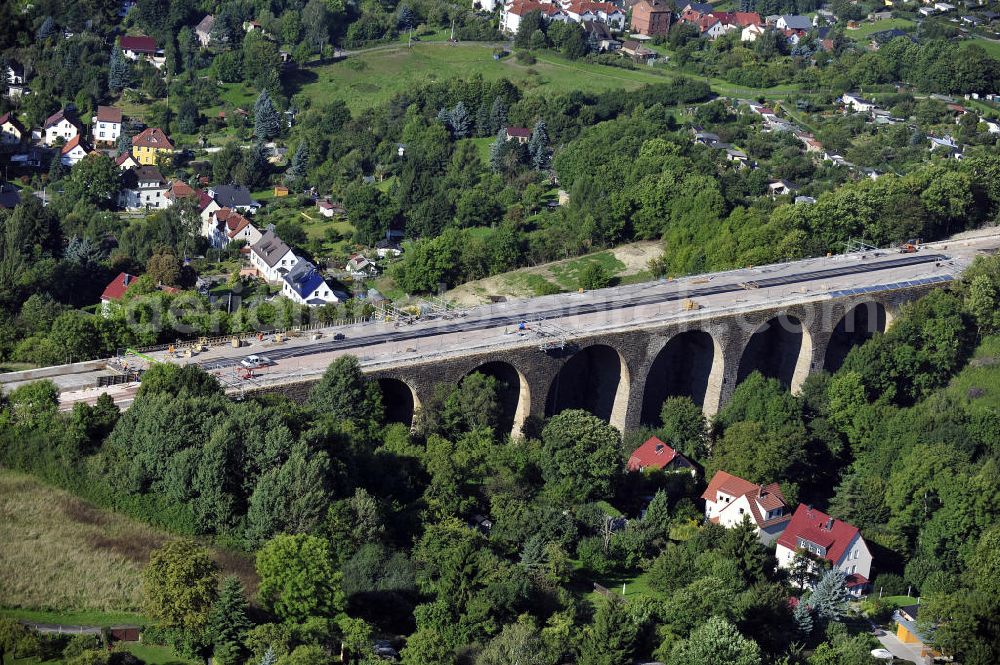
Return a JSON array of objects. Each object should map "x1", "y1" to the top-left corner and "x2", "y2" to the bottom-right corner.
[
  {"x1": 489, "y1": 97, "x2": 508, "y2": 135},
  {"x1": 253, "y1": 89, "x2": 281, "y2": 141},
  {"x1": 289, "y1": 141, "x2": 309, "y2": 179},
  {"x1": 109, "y1": 41, "x2": 131, "y2": 93},
  {"x1": 808, "y1": 569, "x2": 851, "y2": 622},
  {"x1": 208, "y1": 576, "x2": 251, "y2": 663},
  {"x1": 529, "y1": 119, "x2": 549, "y2": 170},
  {"x1": 450, "y1": 102, "x2": 471, "y2": 139}
]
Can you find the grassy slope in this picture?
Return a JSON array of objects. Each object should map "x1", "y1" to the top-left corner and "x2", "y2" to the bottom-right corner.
[
  {"x1": 0, "y1": 469, "x2": 256, "y2": 616},
  {"x1": 845, "y1": 18, "x2": 918, "y2": 40},
  {"x1": 946, "y1": 335, "x2": 1000, "y2": 414},
  {"x1": 290, "y1": 43, "x2": 672, "y2": 112}
]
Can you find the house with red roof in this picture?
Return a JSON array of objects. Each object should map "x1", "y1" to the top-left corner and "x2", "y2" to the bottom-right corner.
[
  {"x1": 120, "y1": 35, "x2": 165, "y2": 68},
  {"x1": 60, "y1": 135, "x2": 92, "y2": 166},
  {"x1": 701, "y1": 470, "x2": 791, "y2": 544},
  {"x1": 101, "y1": 272, "x2": 137, "y2": 314},
  {"x1": 204, "y1": 207, "x2": 262, "y2": 248},
  {"x1": 501, "y1": 1, "x2": 570, "y2": 35},
  {"x1": 116, "y1": 152, "x2": 140, "y2": 170},
  {"x1": 505, "y1": 126, "x2": 532, "y2": 144},
  {"x1": 776, "y1": 504, "x2": 872, "y2": 596},
  {"x1": 627, "y1": 436, "x2": 696, "y2": 475}
]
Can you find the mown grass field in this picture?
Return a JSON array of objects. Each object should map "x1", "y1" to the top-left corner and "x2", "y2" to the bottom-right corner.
[
  {"x1": 946, "y1": 335, "x2": 1000, "y2": 415},
  {"x1": 290, "y1": 43, "x2": 671, "y2": 112},
  {"x1": 0, "y1": 469, "x2": 256, "y2": 616},
  {"x1": 845, "y1": 18, "x2": 917, "y2": 41},
  {"x1": 966, "y1": 37, "x2": 1000, "y2": 60}
]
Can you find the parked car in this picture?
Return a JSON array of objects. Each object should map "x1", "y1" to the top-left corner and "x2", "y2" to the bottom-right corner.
[
  {"x1": 333, "y1": 333, "x2": 345, "y2": 340},
  {"x1": 240, "y1": 354, "x2": 273, "y2": 369},
  {"x1": 374, "y1": 640, "x2": 398, "y2": 661},
  {"x1": 870, "y1": 648, "x2": 894, "y2": 660}
]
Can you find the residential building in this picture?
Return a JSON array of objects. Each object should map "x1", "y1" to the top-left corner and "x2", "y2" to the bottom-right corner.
[
  {"x1": 119, "y1": 165, "x2": 169, "y2": 210},
  {"x1": 317, "y1": 199, "x2": 346, "y2": 218},
  {"x1": 198, "y1": 190, "x2": 222, "y2": 226},
  {"x1": 347, "y1": 253, "x2": 378, "y2": 278},
  {"x1": 101, "y1": 272, "x2": 137, "y2": 313},
  {"x1": 208, "y1": 207, "x2": 263, "y2": 248},
  {"x1": 281, "y1": 260, "x2": 339, "y2": 306},
  {"x1": 621, "y1": 40, "x2": 657, "y2": 61},
  {"x1": 631, "y1": 0, "x2": 672, "y2": 35},
  {"x1": 583, "y1": 20, "x2": 621, "y2": 51},
  {"x1": 208, "y1": 184, "x2": 261, "y2": 213},
  {"x1": 934, "y1": 2, "x2": 955, "y2": 10},
  {"x1": 562, "y1": 1, "x2": 626, "y2": 30},
  {"x1": 131, "y1": 127, "x2": 174, "y2": 165},
  {"x1": 768, "y1": 179, "x2": 798, "y2": 197},
  {"x1": 60, "y1": 136, "x2": 91, "y2": 166},
  {"x1": 5, "y1": 62, "x2": 24, "y2": 85},
  {"x1": 43, "y1": 109, "x2": 82, "y2": 146},
  {"x1": 775, "y1": 504, "x2": 872, "y2": 596},
  {"x1": 776, "y1": 14, "x2": 812, "y2": 30},
  {"x1": 375, "y1": 239, "x2": 403, "y2": 258},
  {"x1": 120, "y1": 35, "x2": 164, "y2": 68},
  {"x1": 164, "y1": 180, "x2": 197, "y2": 205},
  {"x1": 250, "y1": 231, "x2": 298, "y2": 282},
  {"x1": 627, "y1": 436, "x2": 696, "y2": 474},
  {"x1": 505, "y1": 127, "x2": 532, "y2": 143},
  {"x1": 195, "y1": 15, "x2": 215, "y2": 46},
  {"x1": 0, "y1": 181, "x2": 21, "y2": 209},
  {"x1": 501, "y1": 1, "x2": 569, "y2": 34},
  {"x1": 841, "y1": 92, "x2": 876, "y2": 113},
  {"x1": 701, "y1": 470, "x2": 791, "y2": 544},
  {"x1": 474, "y1": 0, "x2": 500, "y2": 11},
  {"x1": 741, "y1": 23, "x2": 766, "y2": 41},
  {"x1": 0, "y1": 112, "x2": 26, "y2": 149},
  {"x1": 115, "y1": 152, "x2": 140, "y2": 170},
  {"x1": 91, "y1": 106, "x2": 122, "y2": 146}
]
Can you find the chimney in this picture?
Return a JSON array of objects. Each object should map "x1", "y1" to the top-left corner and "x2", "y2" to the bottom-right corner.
[
  {"x1": 758, "y1": 484, "x2": 765, "y2": 497},
  {"x1": 826, "y1": 517, "x2": 834, "y2": 530}
]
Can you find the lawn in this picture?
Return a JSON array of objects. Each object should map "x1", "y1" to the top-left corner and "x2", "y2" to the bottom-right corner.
[
  {"x1": 845, "y1": 18, "x2": 917, "y2": 40},
  {"x1": 11, "y1": 643, "x2": 196, "y2": 665},
  {"x1": 548, "y1": 251, "x2": 627, "y2": 291},
  {"x1": 946, "y1": 335, "x2": 1000, "y2": 416},
  {"x1": 579, "y1": 569, "x2": 665, "y2": 606},
  {"x1": 966, "y1": 37, "x2": 1000, "y2": 60},
  {"x1": 291, "y1": 43, "x2": 672, "y2": 112},
  {"x1": 0, "y1": 469, "x2": 256, "y2": 615},
  {"x1": 460, "y1": 136, "x2": 494, "y2": 163},
  {"x1": 0, "y1": 608, "x2": 145, "y2": 627}
]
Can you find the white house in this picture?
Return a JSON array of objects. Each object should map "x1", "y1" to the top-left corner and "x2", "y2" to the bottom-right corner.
[
  {"x1": 776, "y1": 505, "x2": 873, "y2": 596},
  {"x1": 501, "y1": 0, "x2": 569, "y2": 34},
  {"x1": 701, "y1": 471, "x2": 791, "y2": 545},
  {"x1": 119, "y1": 165, "x2": 169, "y2": 210},
  {"x1": 0, "y1": 112, "x2": 26, "y2": 148},
  {"x1": 91, "y1": 106, "x2": 122, "y2": 146},
  {"x1": 43, "y1": 109, "x2": 82, "y2": 146},
  {"x1": 281, "y1": 260, "x2": 340, "y2": 306},
  {"x1": 768, "y1": 179, "x2": 798, "y2": 197},
  {"x1": 347, "y1": 253, "x2": 378, "y2": 278},
  {"x1": 918, "y1": 6, "x2": 936, "y2": 16},
  {"x1": 120, "y1": 35, "x2": 165, "y2": 68},
  {"x1": 934, "y1": 2, "x2": 955, "y2": 10},
  {"x1": 473, "y1": 0, "x2": 499, "y2": 11},
  {"x1": 741, "y1": 23, "x2": 765, "y2": 41},
  {"x1": 60, "y1": 136, "x2": 91, "y2": 166},
  {"x1": 775, "y1": 14, "x2": 811, "y2": 30},
  {"x1": 841, "y1": 92, "x2": 877, "y2": 113},
  {"x1": 205, "y1": 207, "x2": 263, "y2": 248},
  {"x1": 195, "y1": 15, "x2": 215, "y2": 46},
  {"x1": 250, "y1": 231, "x2": 298, "y2": 282}
]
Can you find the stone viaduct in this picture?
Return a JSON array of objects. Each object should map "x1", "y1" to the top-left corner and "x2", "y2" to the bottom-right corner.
[{"x1": 256, "y1": 284, "x2": 937, "y2": 435}]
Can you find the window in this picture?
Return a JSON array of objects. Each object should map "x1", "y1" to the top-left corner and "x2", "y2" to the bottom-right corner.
[
  {"x1": 849, "y1": 565, "x2": 856, "y2": 574},
  {"x1": 100, "y1": 132, "x2": 105, "y2": 138}
]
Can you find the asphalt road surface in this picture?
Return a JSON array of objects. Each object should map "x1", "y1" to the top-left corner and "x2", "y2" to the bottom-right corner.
[{"x1": 197, "y1": 252, "x2": 946, "y2": 371}]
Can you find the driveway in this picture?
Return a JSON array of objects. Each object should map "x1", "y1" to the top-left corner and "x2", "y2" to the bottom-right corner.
[{"x1": 875, "y1": 628, "x2": 929, "y2": 664}]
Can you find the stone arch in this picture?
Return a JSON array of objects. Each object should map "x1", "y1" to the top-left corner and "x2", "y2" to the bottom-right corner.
[
  {"x1": 736, "y1": 314, "x2": 814, "y2": 391},
  {"x1": 640, "y1": 330, "x2": 723, "y2": 424},
  {"x1": 823, "y1": 301, "x2": 887, "y2": 372},
  {"x1": 376, "y1": 377, "x2": 419, "y2": 427},
  {"x1": 545, "y1": 344, "x2": 630, "y2": 427},
  {"x1": 462, "y1": 361, "x2": 531, "y2": 437}
]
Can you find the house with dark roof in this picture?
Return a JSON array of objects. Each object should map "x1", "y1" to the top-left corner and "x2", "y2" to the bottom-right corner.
[
  {"x1": 281, "y1": 260, "x2": 339, "y2": 306},
  {"x1": 119, "y1": 165, "x2": 168, "y2": 210},
  {"x1": 195, "y1": 15, "x2": 215, "y2": 46},
  {"x1": 250, "y1": 230, "x2": 298, "y2": 282},
  {"x1": 776, "y1": 504, "x2": 872, "y2": 596},
  {"x1": 0, "y1": 112, "x2": 26, "y2": 149},
  {"x1": 627, "y1": 436, "x2": 696, "y2": 475},
  {"x1": 504, "y1": 127, "x2": 532, "y2": 144},
  {"x1": 775, "y1": 14, "x2": 811, "y2": 31},
  {"x1": 120, "y1": 35, "x2": 165, "y2": 68},
  {"x1": 209, "y1": 184, "x2": 261, "y2": 213},
  {"x1": 701, "y1": 470, "x2": 791, "y2": 544},
  {"x1": 0, "y1": 181, "x2": 21, "y2": 209},
  {"x1": 91, "y1": 106, "x2": 123, "y2": 146},
  {"x1": 205, "y1": 207, "x2": 262, "y2": 248},
  {"x1": 43, "y1": 109, "x2": 82, "y2": 146}
]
